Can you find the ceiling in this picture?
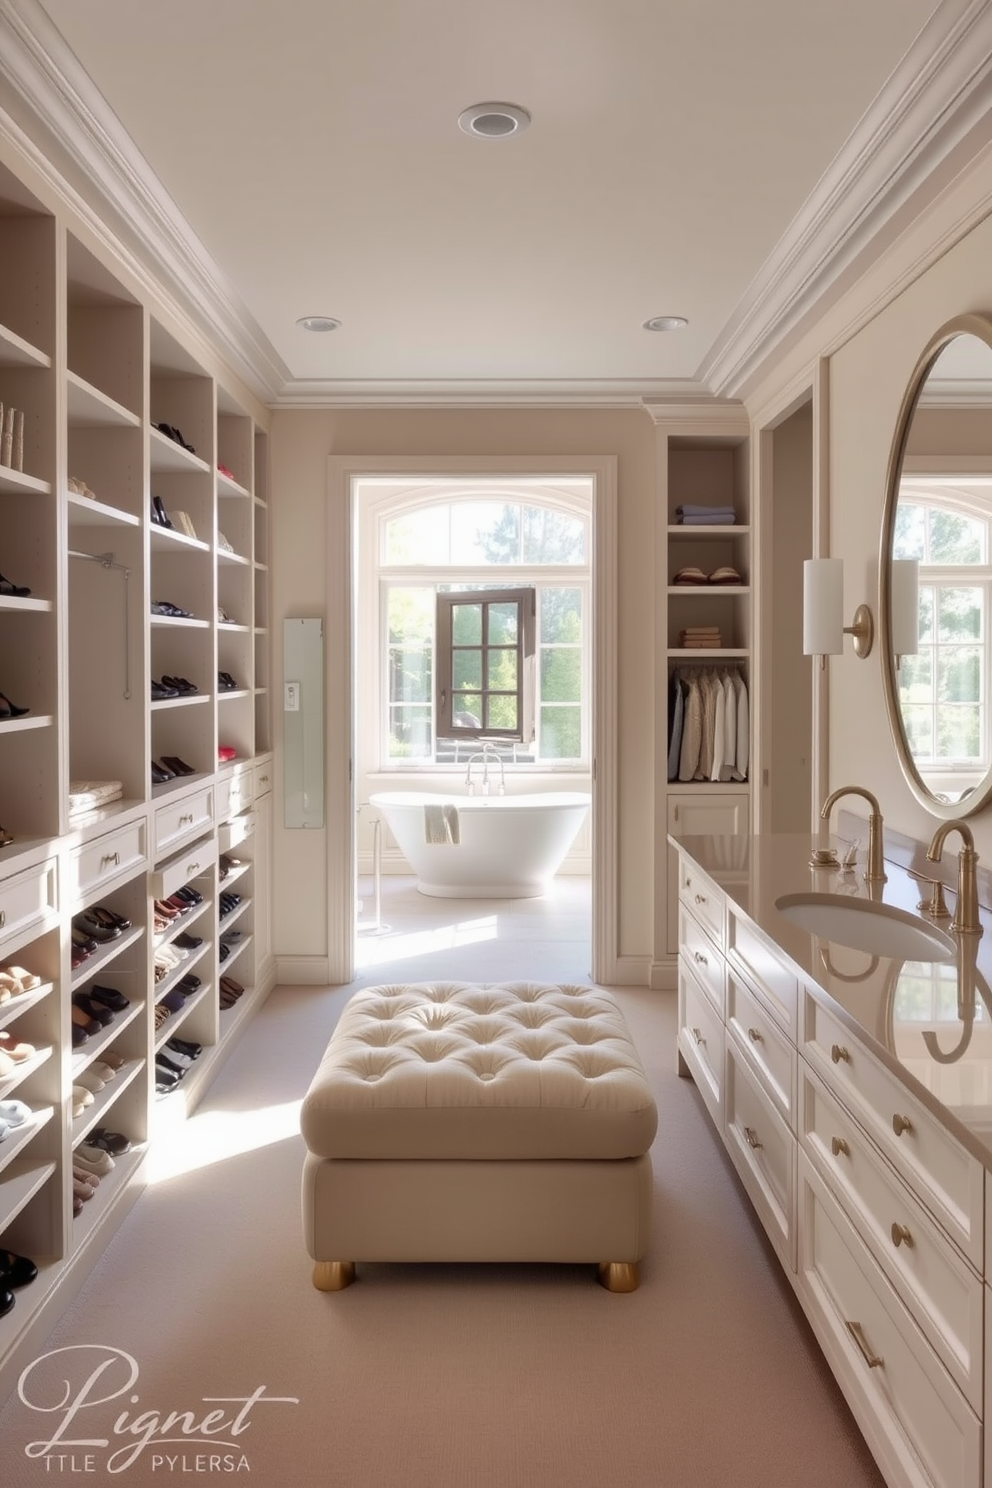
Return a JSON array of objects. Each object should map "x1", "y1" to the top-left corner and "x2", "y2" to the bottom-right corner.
[{"x1": 4, "y1": 0, "x2": 986, "y2": 405}]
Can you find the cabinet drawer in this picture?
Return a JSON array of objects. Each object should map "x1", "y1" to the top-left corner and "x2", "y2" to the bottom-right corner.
[
  {"x1": 253, "y1": 758, "x2": 272, "y2": 799},
  {"x1": 70, "y1": 821, "x2": 146, "y2": 903},
  {"x1": 725, "y1": 1041, "x2": 795, "y2": 1270},
  {"x1": 154, "y1": 787, "x2": 214, "y2": 860},
  {"x1": 804, "y1": 991, "x2": 984, "y2": 1271},
  {"x1": 216, "y1": 767, "x2": 252, "y2": 823},
  {"x1": 727, "y1": 969, "x2": 796, "y2": 1129},
  {"x1": 678, "y1": 906, "x2": 725, "y2": 1017},
  {"x1": 677, "y1": 858, "x2": 725, "y2": 949},
  {"x1": 0, "y1": 858, "x2": 58, "y2": 948},
  {"x1": 727, "y1": 914, "x2": 798, "y2": 1037},
  {"x1": 801, "y1": 1066, "x2": 983, "y2": 1413},
  {"x1": 799, "y1": 1155, "x2": 980, "y2": 1488},
  {"x1": 149, "y1": 835, "x2": 217, "y2": 902},
  {"x1": 678, "y1": 959, "x2": 724, "y2": 1127}
]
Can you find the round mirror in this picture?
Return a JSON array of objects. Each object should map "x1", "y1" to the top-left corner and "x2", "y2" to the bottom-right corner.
[{"x1": 880, "y1": 313, "x2": 992, "y2": 819}]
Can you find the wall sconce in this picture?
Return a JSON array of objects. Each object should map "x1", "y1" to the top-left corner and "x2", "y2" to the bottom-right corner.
[
  {"x1": 890, "y1": 557, "x2": 920, "y2": 662},
  {"x1": 803, "y1": 558, "x2": 874, "y2": 660}
]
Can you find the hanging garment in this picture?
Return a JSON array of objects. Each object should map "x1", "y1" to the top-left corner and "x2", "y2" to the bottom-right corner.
[
  {"x1": 678, "y1": 671, "x2": 703, "y2": 782},
  {"x1": 668, "y1": 671, "x2": 686, "y2": 782},
  {"x1": 733, "y1": 670, "x2": 749, "y2": 781}
]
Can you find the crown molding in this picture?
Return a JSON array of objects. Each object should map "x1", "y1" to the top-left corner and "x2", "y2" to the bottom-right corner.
[
  {"x1": 700, "y1": 0, "x2": 992, "y2": 400},
  {"x1": 274, "y1": 377, "x2": 707, "y2": 409},
  {"x1": 0, "y1": 0, "x2": 292, "y2": 405},
  {"x1": 640, "y1": 399, "x2": 747, "y2": 430}
]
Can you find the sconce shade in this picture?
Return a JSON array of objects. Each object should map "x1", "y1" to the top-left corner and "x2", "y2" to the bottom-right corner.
[
  {"x1": 891, "y1": 558, "x2": 920, "y2": 656},
  {"x1": 803, "y1": 558, "x2": 844, "y2": 655}
]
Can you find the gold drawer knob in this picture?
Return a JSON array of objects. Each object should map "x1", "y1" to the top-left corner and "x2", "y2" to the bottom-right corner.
[
  {"x1": 892, "y1": 1113, "x2": 913, "y2": 1138},
  {"x1": 690, "y1": 1027, "x2": 704, "y2": 1046},
  {"x1": 747, "y1": 1027, "x2": 762, "y2": 1043},
  {"x1": 743, "y1": 1125, "x2": 762, "y2": 1150},
  {"x1": 845, "y1": 1320, "x2": 883, "y2": 1370},
  {"x1": 891, "y1": 1222, "x2": 913, "y2": 1249},
  {"x1": 830, "y1": 1044, "x2": 850, "y2": 1064},
  {"x1": 694, "y1": 893, "x2": 707, "y2": 906},
  {"x1": 830, "y1": 1136, "x2": 850, "y2": 1158},
  {"x1": 693, "y1": 950, "x2": 708, "y2": 966}
]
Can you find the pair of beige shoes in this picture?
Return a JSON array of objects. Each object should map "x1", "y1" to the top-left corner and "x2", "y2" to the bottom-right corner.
[
  {"x1": 0, "y1": 964, "x2": 41, "y2": 1002},
  {"x1": 171, "y1": 509, "x2": 198, "y2": 539},
  {"x1": 67, "y1": 476, "x2": 97, "y2": 499},
  {"x1": 0, "y1": 1029, "x2": 36, "y2": 1075}
]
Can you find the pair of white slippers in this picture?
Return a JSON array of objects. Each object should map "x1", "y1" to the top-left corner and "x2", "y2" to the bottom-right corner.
[
  {"x1": 0, "y1": 1098, "x2": 31, "y2": 1141},
  {"x1": 0, "y1": 964, "x2": 42, "y2": 1001}
]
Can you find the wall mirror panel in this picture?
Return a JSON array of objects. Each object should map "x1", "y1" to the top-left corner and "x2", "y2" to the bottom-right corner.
[{"x1": 880, "y1": 314, "x2": 992, "y2": 819}]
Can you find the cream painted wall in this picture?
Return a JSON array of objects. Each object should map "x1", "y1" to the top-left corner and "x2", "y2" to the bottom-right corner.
[
  {"x1": 825, "y1": 211, "x2": 992, "y2": 864},
  {"x1": 269, "y1": 407, "x2": 656, "y2": 971}
]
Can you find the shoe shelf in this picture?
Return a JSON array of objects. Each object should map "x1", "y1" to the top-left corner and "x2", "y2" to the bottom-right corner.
[
  {"x1": 0, "y1": 594, "x2": 52, "y2": 614},
  {"x1": 0, "y1": 323, "x2": 50, "y2": 372},
  {"x1": 70, "y1": 923, "x2": 144, "y2": 992},
  {"x1": 154, "y1": 981, "x2": 211, "y2": 1053},
  {"x1": 0, "y1": 1105, "x2": 55, "y2": 1180},
  {"x1": 66, "y1": 372, "x2": 140, "y2": 431},
  {"x1": 151, "y1": 693, "x2": 210, "y2": 713},
  {"x1": 0, "y1": 1040, "x2": 53, "y2": 1100},
  {"x1": 149, "y1": 524, "x2": 209, "y2": 555},
  {"x1": 0, "y1": 1156, "x2": 57, "y2": 1236},
  {"x1": 0, "y1": 714, "x2": 54, "y2": 735},
  {"x1": 150, "y1": 614, "x2": 211, "y2": 630},
  {"x1": 70, "y1": 1144, "x2": 145, "y2": 1250},
  {"x1": 72, "y1": 1054, "x2": 143, "y2": 1139},
  {"x1": 0, "y1": 981, "x2": 52, "y2": 1035},
  {"x1": 218, "y1": 469, "x2": 250, "y2": 500},
  {"x1": 219, "y1": 932, "x2": 251, "y2": 977},
  {"x1": 71, "y1": 999, "x2": 144, "y2": 1080},
  {"x1": 0, "y1": 466, "x2": 50, "y2": 498},
  {"x1": 149, "y1": 428, "x2": 210, "y2": 476}
]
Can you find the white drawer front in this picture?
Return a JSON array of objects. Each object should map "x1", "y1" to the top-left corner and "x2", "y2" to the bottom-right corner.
[
  {"x1": 149, "y1": 835, "x2": 217, "y2": 902},
  {"x1": 677, "y1": 860, "x2": 725, "y2": 949},
  {"x1": 725, "y1": 1042, "x2": 795, "y2": 1270},
  {"x1": 801, "y1": 1066, "x2": 983, "y2": 1413},
  {"x1": 727, "y1": 969, "x2": 796, "y2": 1129},
  {"x1": 0, "y1": 857, "x2": 58, "y2": 947},
  {"x1": 253, "y1": 758, "x2": 272, "y2": 799},
  {"x1": 727, "y1": 914, "x2": 798, "y2": 1038},
  {"x1": 154, "y1": 787, "x2": 214, "y2": 860},
  {"x1": 678, "y1": 907, "x2": 725, "y2": 1017},
  {"x1": 70, "y1": 821, "x2": 146, "y2": 903},
  {"x1": 678, "y1": 958, "x2": 724, "y2": 1127},
  {"x1": 799, "y1": 1156, "x2": 980, "y2": 1488},
  {"x1": 804, "y1": 991, "x2": 984, "y2": 1271},
  {"x1": 216, "y1": 767, "x2": 252, "y2": 824}
]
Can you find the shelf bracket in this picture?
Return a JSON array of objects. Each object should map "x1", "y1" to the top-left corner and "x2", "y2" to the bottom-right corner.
[{"x1": 68, "y1": 549, "x2": 132, "y2": 700}]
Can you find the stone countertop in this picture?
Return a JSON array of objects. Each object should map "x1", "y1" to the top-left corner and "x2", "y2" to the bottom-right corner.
[{"x1": 670, "y1": 831, "x2": 992, "y2": 1170}]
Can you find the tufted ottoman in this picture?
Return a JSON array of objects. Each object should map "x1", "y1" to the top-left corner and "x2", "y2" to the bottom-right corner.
[{"x1": 300, "y1": 981, "x2": 657, "y2": 1292}]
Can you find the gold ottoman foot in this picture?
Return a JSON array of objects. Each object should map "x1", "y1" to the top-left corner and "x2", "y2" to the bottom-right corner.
[
  {"x1": 313, "y1": 1261, "x2": 356, "y2": 1291},
  {"x1": 597, "y1": 1261, "x2": 638, "y2": 1293}
]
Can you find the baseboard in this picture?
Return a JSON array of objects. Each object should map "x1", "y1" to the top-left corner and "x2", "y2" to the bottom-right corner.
[
  {"x1": 275, "y1": 955, "x2": 333, "y2": 985},
  {"x1": 601, "y1": 954, "x2": 653, "y2": 987},
  {"x1": 649, "y1": 957, "x2": 677, "y2": 991}
]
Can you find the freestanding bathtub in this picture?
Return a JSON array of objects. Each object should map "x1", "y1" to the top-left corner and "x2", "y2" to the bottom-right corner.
[{"x1": 368, "y1": 790, "x2": 592, "y2": 898}]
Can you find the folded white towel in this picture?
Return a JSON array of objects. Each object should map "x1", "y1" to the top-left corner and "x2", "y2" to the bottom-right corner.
[
  {"x1": 424, "y1": 803, "x2": 461, "y2": 845},
  {"x1": 443, "y1": 803, "x2": 460, "y2": 845}
]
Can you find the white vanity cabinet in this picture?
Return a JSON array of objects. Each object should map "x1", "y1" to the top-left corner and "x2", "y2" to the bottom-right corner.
[{"x1": 674, "y1": 839, "x2": 988, "y2": 1488}]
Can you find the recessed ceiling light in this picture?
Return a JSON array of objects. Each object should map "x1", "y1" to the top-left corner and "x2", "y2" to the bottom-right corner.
[
  {"x1": 643, "y1": 316, "x2": 688, "y2": 332},
  {"x1": 297, "y1": 316, "x2": 341, "y2": 332},
  {"x1": 458, "y1": 102, "x2": 531, "y2": 139}
]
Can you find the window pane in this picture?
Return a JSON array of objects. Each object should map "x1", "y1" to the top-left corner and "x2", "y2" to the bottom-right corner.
[
  {"x1": 451, "y1": 502, "x2": 520, "y2": 564},
  {"x1": 453, "y1": 649, "x2": 482, "y2": 690},
  {"x1": 936, "y1": 705, "x2": 980, "y2": 759},
  {"x1": 937, "y1": 647, "x2": 981, "y2": 704},
  {"x1": 487, "y1": 649, "x2": 517, "y2": 689},
  {"x1": 893, "y1": 502, "x2": 925, "y2": 561},
  {"x1": 541, "y1": 706, "x2": 581, "y2": 758},
  {"x1": 383, "y1": 508, "x2": 449, "y2": 564},
  {"x1": 899, "y1": 650, "x2": 932, "y2": 701},
  {"x1": 541, "y1": 588, "x2": 582, "y2": 644},
  {"x1": 451, "y1": 603, "x2": 482, "y2": 644},
  {"x1": 487, "y1": 695, "x2": 518, "y2": 730},
  {"x1": 918, "y1": 587, "x2": 934, "y2": 645},
  {"x1": 389, "y1": 647, "x2": 431, "y2": 703},
  {"x1": 388, "y1": 706, "x2": 432, "y2": 758},
  {"x1": 523, "y1": 507, "x2": 585, "y2": 564},
  {"x1": 929, "y1": 510, "x2": 983, "y2": 565},
  {"x1": 487, "y1": 603, "x2": 518, "y2": 644},
  {"x1": 453, "y1": 693, "x2": 482, "y2": 726},
  {"x1": 902, "y1": 704, "x2": 933, "y2": 756},
  {"x1": 388, "y1": 586, "x2": 433, "y2": 645},
  {"x1": 937, "y1": 588, "x2": 981, "y2": 642},
  {"x1": 541, "y1": 647, "x2": 581, "y2": 703}
]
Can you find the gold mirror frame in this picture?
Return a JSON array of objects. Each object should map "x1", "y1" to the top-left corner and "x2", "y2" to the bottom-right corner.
[{"x1": 879, "y1": 312, "x2": 992, "y2": 821}]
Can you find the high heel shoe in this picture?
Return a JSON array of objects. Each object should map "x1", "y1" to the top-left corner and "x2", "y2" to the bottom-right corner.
[{"x1": 0, "y1": 693, "x2": 29, "y2": 719}]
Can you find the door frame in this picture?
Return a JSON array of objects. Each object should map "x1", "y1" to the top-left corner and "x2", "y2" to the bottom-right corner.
[{"x1": 325, "y1": 453, "x2": 619, "y2": 984}]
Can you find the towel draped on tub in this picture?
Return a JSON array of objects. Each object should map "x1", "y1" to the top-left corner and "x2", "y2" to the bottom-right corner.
[{"x1": 423, "y1": 803, "x2": 460, "y2": 845}]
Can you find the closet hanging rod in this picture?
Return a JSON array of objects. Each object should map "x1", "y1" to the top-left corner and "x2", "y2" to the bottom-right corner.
[{"x1": 67, "y1": 550, "x2": 132, "y2": 700}]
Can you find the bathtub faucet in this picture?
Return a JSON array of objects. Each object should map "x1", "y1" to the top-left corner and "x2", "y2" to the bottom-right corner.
[{"x1": 465, "y1": 743, "x2": 506, "y2": 797}]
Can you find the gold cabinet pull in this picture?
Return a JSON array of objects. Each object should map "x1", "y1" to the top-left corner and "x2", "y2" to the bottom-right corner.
[
  {"x1": 830, "y1": 1044, "x2": 850, "y2": 1064},
  {"x1": 892, "y1": 1113, "x2": 913, "y2": 1138},
  {"x1": 186, "y1": 862, "x2": 200, "y2": 875},
  {"x1": 747, "y1": 1027, "x2": 762, "y2": 1043},
  {"x1": 830, "y1": 1136, "x2": 850, "y2": 1158},
  {"x1": 891, "y1": 1222, "x2": 913, "y2": 1249},
  {"x1": 845, "y1": 1320, "x2": 883, "y2": 1370},
  {"x1": 0, "y1": 909, "x2": 5, "y2": 928},
  {"x1": 743, "y1": 1125, "x2": 762, "y2": 1149},
  {"x1": 693, "y1": 950, "x2": 708, "y2": 966},
  {"x1": 694, "y1": 892, "x2": 707, "y2": 906},
  {"x1": 690, "y1": 1027, "x2": 704, "y2": 1046}
]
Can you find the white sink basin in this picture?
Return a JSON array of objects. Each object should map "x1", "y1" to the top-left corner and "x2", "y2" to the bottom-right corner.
[{"x1": 774, "y1": 892, "x2": 957, "y2": 962}]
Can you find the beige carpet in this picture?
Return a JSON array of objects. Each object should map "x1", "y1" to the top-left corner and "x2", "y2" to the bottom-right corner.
[{"x1": 0, "y1": 979, "x2": 885, "y2": 1488}]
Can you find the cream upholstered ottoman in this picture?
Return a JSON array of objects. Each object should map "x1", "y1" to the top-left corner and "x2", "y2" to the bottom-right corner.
[{"x1": 300, "y1": 981, "x2": 657, "y2": 1292}]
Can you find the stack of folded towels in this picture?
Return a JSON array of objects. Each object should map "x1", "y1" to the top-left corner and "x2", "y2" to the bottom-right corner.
[
  {"x1": 678, "y1": 627, "x2": 722, "y2": 649},
  {"x1": 69, "y1": 780, "x2": 123, "y2": 815},
  {"x1": 675, "y1": 503, "x2": 736, "y2": 525}
]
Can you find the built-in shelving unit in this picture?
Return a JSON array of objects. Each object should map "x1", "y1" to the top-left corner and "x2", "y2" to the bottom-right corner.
[{"x1": 0, "y1": 146, "x2": 274, "y2": 1399}]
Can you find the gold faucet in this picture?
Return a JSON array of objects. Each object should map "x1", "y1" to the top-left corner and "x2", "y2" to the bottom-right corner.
[
  {"x1": 820, "y1": 785, "x2": 887, "y2": 883},
  {"x1": 926, "y1": 820, "x2": 983, "y2": 936}
]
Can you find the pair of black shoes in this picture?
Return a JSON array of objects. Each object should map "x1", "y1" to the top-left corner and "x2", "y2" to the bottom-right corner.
[
  {"x1": 160, "y1": 676, "x2": 198, "y2": 696},
  {"x1": 218, "y1": 671, "x2": 240, "y2": 691},
  {"x1": 151, "y1": 495, "x2": 173, "y2": 529},
  {"x1": 0, "y1": 1248, "x2": 38, "y2": 1317},
  {"x1": 175, "y1": 885, "x2": 204, "y2": 910},
  {"x1": 150, "y1": 600, "x2": 194, "y2": 619},
  {"x1": 218, "y1": 891, "x2": 241, "y2": 919},
  {"x1": 153, "y1": 422, "x2": 196, "y2": 453},
  {"x1": 151, "y1": 756, "x2": 196, "y2": 785}
]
